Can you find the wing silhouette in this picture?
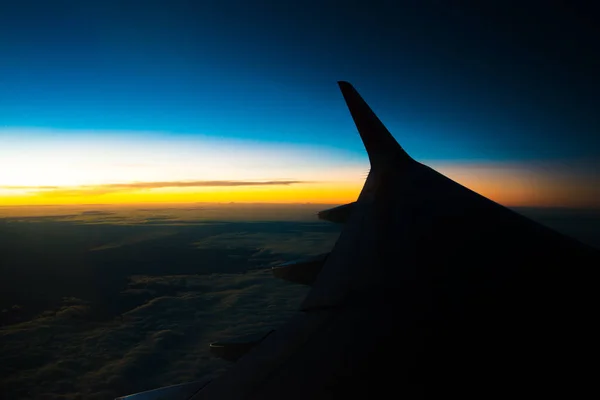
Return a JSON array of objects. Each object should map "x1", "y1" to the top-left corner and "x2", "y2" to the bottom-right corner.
[{"x1": 118, "y1": 82, "x2": 599, "y2": 400}]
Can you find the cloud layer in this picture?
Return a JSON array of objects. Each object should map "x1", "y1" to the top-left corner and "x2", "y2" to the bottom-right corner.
[
  {"x1": 0, "y1": 209, "x2": 340, "y2": 399},
  {"x1": 0, "y1": 271, "x2": 309, "y2": 399},
  {"x1": 2, "y1": 180, "x2": 308, "y2": 197}
]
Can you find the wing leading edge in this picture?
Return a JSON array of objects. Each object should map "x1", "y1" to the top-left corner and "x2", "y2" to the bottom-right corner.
[{"x1": 119, "y1": 82, "x2": 599, "y2": 399}]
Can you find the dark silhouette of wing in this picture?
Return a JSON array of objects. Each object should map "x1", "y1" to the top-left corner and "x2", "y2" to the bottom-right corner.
[{"x1": 119, "y1": 82, "x2": 599, "y2": 399}]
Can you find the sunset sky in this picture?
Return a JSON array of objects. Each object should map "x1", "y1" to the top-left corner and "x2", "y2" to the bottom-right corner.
[{"x1": 1, "y1": 2, "x2": 598, "y2": 208}]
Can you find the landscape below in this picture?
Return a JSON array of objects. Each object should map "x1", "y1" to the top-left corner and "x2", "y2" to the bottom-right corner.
[{"x1": 1, "y1": 203, "x2": 598, "y2": 399}]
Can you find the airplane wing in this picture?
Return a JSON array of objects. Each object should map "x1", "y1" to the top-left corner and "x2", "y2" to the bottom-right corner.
[{"x1": 118, "y1": 82, "x2": 599, "y2": 399}]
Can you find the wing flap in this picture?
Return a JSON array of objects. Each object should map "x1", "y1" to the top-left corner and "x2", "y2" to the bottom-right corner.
[{"x1": 317, "y1": 202, "x2": 356, "y2": 223}]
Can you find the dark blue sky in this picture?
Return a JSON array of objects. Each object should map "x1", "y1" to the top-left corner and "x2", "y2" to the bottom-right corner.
[{"x1": 1, "y1": 0, "x2": 598, "y2": 162}]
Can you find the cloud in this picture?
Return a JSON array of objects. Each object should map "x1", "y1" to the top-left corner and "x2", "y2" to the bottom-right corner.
[
  {"x1": 194, "y1": 230, "x2": 340, "y2": 261},
  {"x1": 1, "y1": 180, "x2": 309, "y2": 196},
  {"x1": 0, "y1": 203, "x2": 331, "y2": 225},
  {"x1": 1, "y1": 185, "x2": 60, "y2": 190},
  {"x1": 80, "y1": 210, "x2": 116, "y2": 216},
  {"x1": 90, "y1": 230, "x2": 178, "y2": 251},
  {"x1": 0, "y1": 270, "x2": 308, "y2": 399},
  {"x1": 104, "y1": 180, "x2": 307, "y2": 188},
  {"x1": 0, "y1": 214, "x2": 339, "y2": 398}
]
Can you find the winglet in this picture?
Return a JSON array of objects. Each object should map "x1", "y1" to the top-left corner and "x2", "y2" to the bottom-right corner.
[{"x1": 338, "y1": 81, "x2": 412, "y2": 168}]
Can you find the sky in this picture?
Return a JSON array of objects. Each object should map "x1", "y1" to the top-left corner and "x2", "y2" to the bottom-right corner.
[{"x1": 1, "y1": 1, "x2": 598, "y2": 207}]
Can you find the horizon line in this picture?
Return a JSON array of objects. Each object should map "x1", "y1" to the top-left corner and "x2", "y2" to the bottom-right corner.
[{"x1": 1, "y1": 202, "x2": 599, "y2": 211}]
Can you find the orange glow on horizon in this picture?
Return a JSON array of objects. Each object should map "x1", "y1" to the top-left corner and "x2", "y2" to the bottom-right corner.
[
  {"x1": 1, "y1": 159, "x2": 598, "y2": 209},
  {"x1": 0, "y1": 182, "x2": 363, "y2": 206},
  {"x1": 435, "y1": 162, "x2": 599, "y2": 209},
  {"x1": 3, "y1": 129, "x2": 597, "y2": 209}
]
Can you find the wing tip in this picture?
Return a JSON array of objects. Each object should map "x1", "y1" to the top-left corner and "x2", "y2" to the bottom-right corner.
[{"x1": 337, "y1": 81, "x2": 412, "y2": 167}]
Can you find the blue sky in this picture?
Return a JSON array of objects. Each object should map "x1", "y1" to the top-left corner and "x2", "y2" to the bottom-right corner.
[{"x1": 1, "y1": 1, "x2": 598, "y2": 207}]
